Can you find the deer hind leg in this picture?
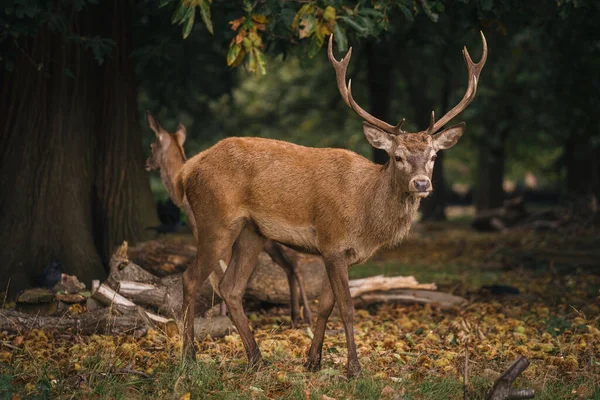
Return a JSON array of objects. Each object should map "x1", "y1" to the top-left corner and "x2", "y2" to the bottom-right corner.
[
  {"x1": 182, "y1": 224, "x2": 242, "y2": 360},
  {"x1": 305, "y1": 274, "x2": 334, "y2": 372},
  {"x1": 264, "y1": 241, "x2": 302, "y2": 327},
  {"x1": 219, "y1": 226, "x2": 267, "y2": 368}
]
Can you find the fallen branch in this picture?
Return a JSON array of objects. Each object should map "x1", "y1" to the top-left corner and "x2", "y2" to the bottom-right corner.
[
  {"x1": 349, "y1": 275, "x2": 437, "y2": 297},
  {"x1": 486, "y1": 356, "x2": 535, "y2": 400},
  {"x1": 353, "y1": 289, "x2": 466, "y2": 309}
]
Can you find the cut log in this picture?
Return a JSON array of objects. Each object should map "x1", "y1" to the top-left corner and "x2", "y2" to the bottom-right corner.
[
  {"x1": 92, "y1": 282, "x2": 137, "y2": 313},
  {"x1": 128, "y1": 238, "x2": 195, "y2": 277},
  {"x1": 353, "y1": 289, "x2": 466, "y2": 309},
  {"x1": 125, "y1": 240, "x2": 326, "y2": 314},
  {"x1": 107, "y1": 242, "x2": 161, "y2": 288},
  {"x1": 117, "y1": 280, "x2": 169, "y2": 310},
  {"x1": 0, "y1": 309, "x2": 231, "y2": 339}
]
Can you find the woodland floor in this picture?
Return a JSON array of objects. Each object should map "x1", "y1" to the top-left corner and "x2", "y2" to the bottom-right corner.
[{"x1": 1, "y1": 213, "x2": 599, "y2": 399}]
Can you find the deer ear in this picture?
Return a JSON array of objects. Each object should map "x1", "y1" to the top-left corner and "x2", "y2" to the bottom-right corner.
[
  {"x1": 146, "y1": 110, "x2": 161, "y2": 136},
  {"x1": 363, "y1": 122, "x2": 394, "y2": 152},
  {"x1": 175, "y1": 122, "x2": 187, "y2": 147},
  {"x1": 432, "y1": 122, "x2": 465, "y2": 151}
]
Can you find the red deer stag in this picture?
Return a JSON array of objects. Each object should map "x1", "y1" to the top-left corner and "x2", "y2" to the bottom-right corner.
[
  {"x1": 144, "y1": 114, "x2": 313, "y2": 325},
  {"x1": 176, "y1": 32, "x2": 487, "y2": 378}
]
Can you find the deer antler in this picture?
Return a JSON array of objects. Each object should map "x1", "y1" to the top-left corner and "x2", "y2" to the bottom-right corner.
[
  {"x1": 426, "y1": 31, "x2": 488, "y2": 135},
  {"x1": 328, "y1": 35, "x2": 406, "y2": 135}
]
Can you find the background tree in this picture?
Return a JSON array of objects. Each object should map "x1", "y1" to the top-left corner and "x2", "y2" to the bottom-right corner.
[{"x1": 0, "y1": 0, "x2": 159, "y2": 295}]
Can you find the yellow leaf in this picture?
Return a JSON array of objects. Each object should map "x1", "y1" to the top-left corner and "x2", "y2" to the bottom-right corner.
[
  {"x1": 229, "y1": 16, "x2": 245, "y2": 31},
  {"x1": 251, "y1": 14, "x2": 267, "y2": 24},
  {"x1": 179, "y1": 393, "x2": 191, "y2": 400}
]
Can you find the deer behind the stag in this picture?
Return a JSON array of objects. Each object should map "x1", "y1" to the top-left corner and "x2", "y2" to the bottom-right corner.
[
  {"x1": 177, "y1": 33, "x2": 487, "y2": 378},
  {"x1": 144, "y1": 113, "x2": 314, "y2": 325}
]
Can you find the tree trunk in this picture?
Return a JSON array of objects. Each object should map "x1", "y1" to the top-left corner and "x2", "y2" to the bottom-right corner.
[
  {"x1": 475, "y1": 132, "x2": 506, "y2": 212},
  {"x1": 0, "y1": 1, "x2": 158, "y2": 297},
  {"x1": 565, "y1": 132, "x2": 597, "y2": 220},
  {"x1": 366, "y1": 39, "x2": 394, "y2": 165}
]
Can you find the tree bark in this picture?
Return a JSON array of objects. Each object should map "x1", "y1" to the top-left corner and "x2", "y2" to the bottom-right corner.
[
  {"x1": 475, "y1": 134, "x2": 506, "y2": 212},
  {"x1": 366, "y1": 39, "x2": 394, "y2": 165},
  {"x1": 0, "y1": 1, "x2": 158, "y2": 297}
]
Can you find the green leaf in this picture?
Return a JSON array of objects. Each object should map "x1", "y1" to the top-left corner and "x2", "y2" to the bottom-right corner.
[
  {"x1": 199, "y1": 0, "x2": 213, "y2": 35},
  {"x1": 182, "y1": 6, "x2": 195, "y2": 39},
  {"x1": 397, "y1": 2, "x2": 414, "y2": 21},
  {"x1": 307, "y1": 32, "x2": 324, "y2": 58},
  {"x1": 227, "y1": 43, "x2": 242, "y2": 66},
  {"x1": 246, "y1": 47, "x2": 257, "y2": 73},
  {"x1": 332, "y1": 23, "x2": 348, "y2": 52},
  {"x1": 171, "y1": 2, "x2": 187, "y2": 24},
  {"x1": 253, "y1": 48, "x2": 267, "y2": 75},
  {"x1": 338, "y1": 16, "x2": 368, "y2": 34}
]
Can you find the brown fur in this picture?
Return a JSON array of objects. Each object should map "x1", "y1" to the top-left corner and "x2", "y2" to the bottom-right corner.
[
  {"x1": 179, "y1": 33, "x2": 485, "y2": 378},
  {"x1": 178, "y1": 136, "x2": 424, "y2": 377},
  {"x1": 145, "y1": 115, "x2": 313, "y2": 325}
]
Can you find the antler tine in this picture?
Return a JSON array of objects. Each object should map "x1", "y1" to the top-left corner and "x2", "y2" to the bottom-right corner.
[
  {"x1": 329, "y1": 35, "x2": 403, "y2": 135},
  {"x1": 328, "y1": 34, "x2": 353, "y2": 108},
  {"x1": 347, "y1": 80, "x2": 401, "y2": 135},
  {"x1": 428, "y1": 31, "x2": 488, "y2": 135}
]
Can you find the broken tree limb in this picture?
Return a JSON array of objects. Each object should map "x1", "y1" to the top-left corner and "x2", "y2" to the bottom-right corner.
[
  {"x1": 352, "y1": 289, "x2": 467, "y2": 309},
  {"x1": 486, "y1": 356, "x2": 535, "y2": 400}
]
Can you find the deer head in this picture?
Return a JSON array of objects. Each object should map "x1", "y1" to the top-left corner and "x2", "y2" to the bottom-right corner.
[
  {"x1": 145, "y1": 111, "x2": 187, "y2": 172},
  {"x1": 328, "y1": 32, "x2": 487, "y2": 198}
]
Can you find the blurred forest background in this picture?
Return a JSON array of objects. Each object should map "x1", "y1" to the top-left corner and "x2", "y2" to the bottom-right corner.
[{"x1": 1, "y1": 0, "x2": 599, "y2": 295}]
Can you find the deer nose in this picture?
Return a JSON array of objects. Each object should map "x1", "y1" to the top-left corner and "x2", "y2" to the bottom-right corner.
[{"x1": 413, "y1": 179, "x2": 430, "y2": 192}]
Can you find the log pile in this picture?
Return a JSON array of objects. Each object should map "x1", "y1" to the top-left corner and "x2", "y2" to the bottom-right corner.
[{"x1": 1, "y1": 239, "x2": 466, "y2": 339}]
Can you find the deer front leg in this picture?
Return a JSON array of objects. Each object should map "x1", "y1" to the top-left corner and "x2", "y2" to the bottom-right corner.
[
  {"x1": 305, "y1": 276, "x2": 334, "y2": 372},
  {"x1": 324, "y1": 256, "x2": 361, "y2": 378}
]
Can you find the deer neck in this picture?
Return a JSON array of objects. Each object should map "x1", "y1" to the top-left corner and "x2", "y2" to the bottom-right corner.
[
  {"x1": 365, "y1": 162, "x2": 421, "y2": 247},
  {"x1": 159, "y1": 154, "x2": 186, "y2": 207},
  {"x1": 159, "y1": 153, "x2": 198, "y2": 235}
]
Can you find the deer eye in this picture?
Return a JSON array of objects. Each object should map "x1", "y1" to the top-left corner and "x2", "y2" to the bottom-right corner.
[
  {"x1": 431, "y1": 154, "x2": 437, "y2": 161},
  {"x1": 395, "y1": 155, "x2": 403, "y2": 162}
]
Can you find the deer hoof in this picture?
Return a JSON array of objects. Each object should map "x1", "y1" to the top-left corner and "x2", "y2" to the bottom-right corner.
[
  {"x1": 346, "y1": 362, "x2": 362, "y2": 379},
  {"x1": 304, "y1": 359, "x2": 321, "y2": 372},
  {"x1": 248, "y1": 357, "x2": 269, "y2": 371}
]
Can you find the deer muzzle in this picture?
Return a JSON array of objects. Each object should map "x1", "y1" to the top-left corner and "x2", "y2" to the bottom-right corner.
[{"x1": 409, "y1": 176, "x2": 432, "y2": 198}]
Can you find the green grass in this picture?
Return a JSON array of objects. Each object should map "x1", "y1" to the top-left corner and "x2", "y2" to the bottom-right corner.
[{"x1": 3, "y1": 358, "x2": 598, "y2": 399}]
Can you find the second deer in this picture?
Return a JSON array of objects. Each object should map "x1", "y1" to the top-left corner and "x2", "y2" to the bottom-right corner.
[{"x1": 145, "y1": 114, "x2": 313, "y2": 325}]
